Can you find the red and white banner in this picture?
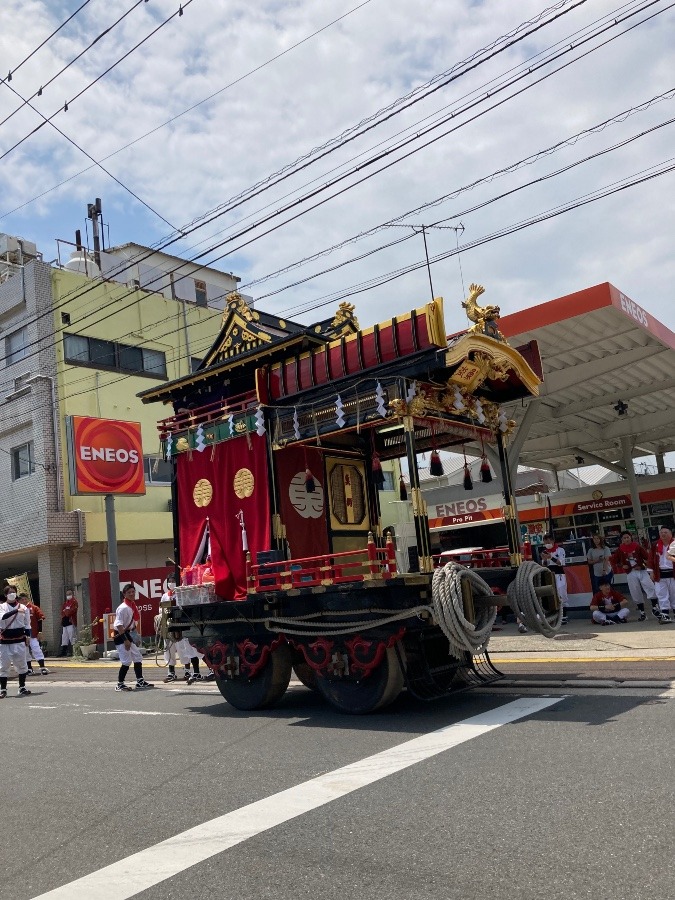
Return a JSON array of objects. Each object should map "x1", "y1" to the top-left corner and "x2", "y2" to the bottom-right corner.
[{"x1": 177, "y1": 435, "x2": 270, "y2": 600}]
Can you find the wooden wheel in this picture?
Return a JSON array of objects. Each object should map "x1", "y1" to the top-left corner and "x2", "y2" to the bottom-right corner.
[
  {"x1": 215, "y1": 643, "x2": 292, "y2": 710},
  {"x1": 315, "y1": 646, "x2": 404, "y2": 714},
  {"x1": 290, "y1": 649, "x2": 318, "y2": 692}
]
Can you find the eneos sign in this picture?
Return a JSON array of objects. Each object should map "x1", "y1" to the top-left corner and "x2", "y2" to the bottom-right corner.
[{"x1": 66, "y1": 415, "x2": 145, "y2": 495}]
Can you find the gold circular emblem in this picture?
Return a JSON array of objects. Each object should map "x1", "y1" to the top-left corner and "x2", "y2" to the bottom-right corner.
[
  {"x1": 193, "y1": 478, "x2": 213, "y2": 507},
  {"x1": 233, "y1": 468, "x2": 255, "y2": 499},
  {"x1": 592, "y1": 490, "x2": 603, "y2": 501},
  {"x1": 176, "y1": 437, "x2": 189, "y2": 452}
]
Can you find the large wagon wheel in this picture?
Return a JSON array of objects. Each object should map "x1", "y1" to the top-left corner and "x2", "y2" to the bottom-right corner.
[
  {"x1": 314, "y1": 646, "x2": 404, "y2": 715},
  {"x1": 215, "y1": 643, "x2": 293, "y2": 710},
  {"x1": 290, "y1": 648, "x2": 318, "y2": 692}
]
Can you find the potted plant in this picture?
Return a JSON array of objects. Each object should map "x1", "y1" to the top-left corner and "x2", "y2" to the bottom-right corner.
[{"x1": 74, "y1": 623, "x2": 99, "y2": 660}]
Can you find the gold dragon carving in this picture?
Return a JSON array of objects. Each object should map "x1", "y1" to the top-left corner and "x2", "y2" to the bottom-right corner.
[{"x1": 462, "y1": 283, "x2": 505, "y2": 342}]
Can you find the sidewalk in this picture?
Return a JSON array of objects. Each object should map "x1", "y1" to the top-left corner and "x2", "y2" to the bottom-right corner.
[{"x1": 489, "y1": 612, "x2": 675, "y2": 662}]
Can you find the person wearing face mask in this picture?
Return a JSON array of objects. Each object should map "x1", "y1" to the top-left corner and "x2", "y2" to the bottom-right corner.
[
  {"x1": 60, "y1": 589, "x2": 79, "y2": 656},
  {"x1": 647, "y1": 525, "x2": 675, "y2": 624},
  {"x1": 540, "y1": 533, "x2": 569, "y2": 625},
  {"x1": 20, "y1": 593, "x2": 50, "y2": 676},
  {"x1": 612, "y1": 531, "x2": 657, "y2": 621},
  {"x1": 0, "y1": 585, "x2": 32, "y2": 699}
]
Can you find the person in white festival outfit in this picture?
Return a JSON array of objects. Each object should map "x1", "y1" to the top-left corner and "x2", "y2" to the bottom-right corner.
[
  {"x1": 160, "y1": 576, "x2": 204, "y2": 682},
  {"x1": 540, "y1": 533, "x2": 569, "y2": 624},
  {"x1": 113, "y1": 584, "x2": 154, "y2": 692},
  {"x1": 0, "y1": 586, "x2": 32, "y2": 699},
  {"x1": 648, "y1": 525, "x2": 675, "y2": 623}
]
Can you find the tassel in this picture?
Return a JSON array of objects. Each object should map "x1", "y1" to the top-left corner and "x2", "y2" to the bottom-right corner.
[
  {"x1": 463, "y1": 464, "x2": 473, "y2": 491},
  {"x1": 480, "y1": 455, "x2": 492, "y2": 483},
  {"x1": 429, "y1": 449, "x2": 443, "y2": 477},
  {"x1": 372, "y1": 453, "x2": 385, "y2": 489},
  {"x1": 399, "y1": 475, "x2": 408, "y2": 501},
  {"x1": 305, "y1": 467, "x2": 316, "y2": 494}
]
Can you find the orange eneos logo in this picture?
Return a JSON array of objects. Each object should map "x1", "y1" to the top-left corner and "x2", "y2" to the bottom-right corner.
[{"x1": 67, "y1": 416, "x2": 146, "y2": 495}]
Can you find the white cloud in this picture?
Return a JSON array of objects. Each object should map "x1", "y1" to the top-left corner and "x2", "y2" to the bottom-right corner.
[{"x1": 0, "y1": 0, "x2": 673, "y2": 331}]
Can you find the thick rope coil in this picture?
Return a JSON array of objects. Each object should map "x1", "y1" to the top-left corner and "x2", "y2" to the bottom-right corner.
[
  {"x1": 431, "y1": 562, "x2": 497, "y2": 656},
  {"x1": 507, "y1": 560, "x2": 562, "y2": 637}
]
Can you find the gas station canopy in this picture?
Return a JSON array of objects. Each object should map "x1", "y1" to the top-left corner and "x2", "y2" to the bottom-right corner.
[{"x1": 498, "y1": 282, "x2": 675, "y2": 475}]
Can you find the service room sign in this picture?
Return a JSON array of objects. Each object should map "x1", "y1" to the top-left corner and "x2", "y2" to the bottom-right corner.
[{"x1": 66, "y1": 415, "x2": 145, "y2": 495}]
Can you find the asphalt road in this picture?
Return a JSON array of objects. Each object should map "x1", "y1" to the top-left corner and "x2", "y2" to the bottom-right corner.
[{"x1": 2, "y1": 674, "x2": 674, "y2": 900}]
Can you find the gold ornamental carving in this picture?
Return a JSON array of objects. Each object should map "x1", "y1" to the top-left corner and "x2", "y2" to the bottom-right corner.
[
  {"x1": 193, "y1": 478, "x2": 213, "y2": 507},
  {"x1": 233, "y1": 467, "x2": 255, "y2": 499},
  {"x1": 176, "y1": 437, "x2": 189, "y2": 452},
  {"x1": 461, "y1": 283, "x2": 505, "y2": 342},
  {"x1": 331, "y1": 301, "x2": 360, "y2": 334}
]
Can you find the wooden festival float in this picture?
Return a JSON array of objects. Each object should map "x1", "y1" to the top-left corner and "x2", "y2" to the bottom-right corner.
[{"x1": 140, "y1": 285, "x2": 561, "y2": 713}]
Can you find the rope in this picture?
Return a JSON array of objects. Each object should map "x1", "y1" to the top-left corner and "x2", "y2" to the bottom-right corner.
[
  {"x1": 507, "y1": 560, "x2": 562, "y2": 637},
  {"x1": 264, "y1": 606, "x2": 433, "y2": 636},
  {"x1": 431, "y1": 561, "x2": 497, "y2": 656}
]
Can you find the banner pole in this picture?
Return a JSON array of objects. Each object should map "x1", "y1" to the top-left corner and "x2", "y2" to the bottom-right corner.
[{"x1": 105, "y1": 494, "x2": 120, "y2": 617}]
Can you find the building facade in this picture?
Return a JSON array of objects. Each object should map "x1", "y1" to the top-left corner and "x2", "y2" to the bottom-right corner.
[{"x1": 0, "y1": 233, "x2": 240, "y2": 650}]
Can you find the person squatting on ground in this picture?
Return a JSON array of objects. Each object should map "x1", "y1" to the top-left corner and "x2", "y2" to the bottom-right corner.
[
  {"x1": 612, "y1": 531, "x2": 657, "y2": 621},
  {"x1": 113, "y1": 584, "x2": 154, "y2": 692},
  {"x1": 60, "y1": 588, "x2": 79, "y2": 656},
  {"x1": 648, "y1": 525, "x2": 675, "y2": 624},
  {"x1": 159, "y1": 578, "x2": 204, "y2": 682},
  {"x1": 540, "y1": 533, "x2": 569, "y2": 624},
  {"x1": 590, "y1": 582, "x2": 629, "y2": 626},
  {"x1": 0, "y1": 586, "x2": 32, "y2": 698},
  {"x1": 21, "y1": 594, "x2": 49, "y2": 675}
]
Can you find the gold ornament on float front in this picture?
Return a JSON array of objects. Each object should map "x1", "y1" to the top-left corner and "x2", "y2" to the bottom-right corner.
[
  {"x1": 233, "y1": 467, "x2": 255, "y2": 499},
  {"x1": 193, "y1": 478, "x2": 213, "y2": 507}
]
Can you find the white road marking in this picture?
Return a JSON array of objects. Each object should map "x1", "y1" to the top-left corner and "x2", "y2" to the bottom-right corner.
[
  {"x1": 84, "y1": 710, "x2": 190, "y2": 716},
  {"x1": 657, "y1": 679, "x2": 675, "y2": 699},
  {"x1": 29, "y1": 696, "x2": 559, "y2": 900}
]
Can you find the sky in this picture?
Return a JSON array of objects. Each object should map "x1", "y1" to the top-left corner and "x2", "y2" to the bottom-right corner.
[{"x1": 0, "y1": 0, "x2": 674, "y2": 335}]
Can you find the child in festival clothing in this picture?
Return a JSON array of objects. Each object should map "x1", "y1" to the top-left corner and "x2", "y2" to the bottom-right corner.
[
  {"x1": 21, "y1": 594, "x2": 49, "y2": 675},
  {"x1": 540, "y1": 533, "x2": 569, "y2": 624}
]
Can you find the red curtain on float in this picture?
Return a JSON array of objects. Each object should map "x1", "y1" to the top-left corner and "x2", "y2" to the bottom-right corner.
[
  {"x1": 275, "y1": 445, "x2": 329, "y2": 559},
  {"x1": 176, "y1": 435, "x2": 270, "y2": 599}
]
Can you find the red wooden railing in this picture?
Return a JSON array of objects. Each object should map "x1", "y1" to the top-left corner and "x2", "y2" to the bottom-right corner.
[{"x1": 247, "y1": 533, "x2": 397, "y2": 593}]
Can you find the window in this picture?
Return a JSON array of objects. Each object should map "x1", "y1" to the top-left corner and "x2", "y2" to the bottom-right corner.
[
  {"x1": 381, "y1": 470, "x2": 395, "y2": 491},
  {"x1": 5, "y1": 326, "x2": 28, "y2": 366},
  {"x1": 144, "y1": 455, "x2": 172, "y2": 484},
  {"x1": 190, "y1": 356, "x2": 203, "y2": 373},
  {"x1": 63, "y1": 333, "x2": 166, "y2": 379},
  {"x1": 11, "y1": 442, "x2": 34, "y2": 479},
  {"x1": 142, "y1": 348, "x2": 166, "y2": 376},
  {"x1": 194, "y1": 279, "x2": 207, "y2": 307}
]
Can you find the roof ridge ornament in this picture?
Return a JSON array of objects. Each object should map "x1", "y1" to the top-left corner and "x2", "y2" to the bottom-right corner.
[
  {"x1": 331, "y1": 301, "x2": 360, "y2": 335},
  {"x1": 461, "y1": 283, "x2": 506, "y2": 343}
]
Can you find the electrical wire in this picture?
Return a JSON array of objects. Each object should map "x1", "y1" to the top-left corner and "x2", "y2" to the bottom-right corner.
[
  {"x1": 1, "y1": 78, "x2": 179, "y2": 231},
  {"x1": 0, "y1": 0, "x2": 149, "y2": 131},
  {"x1": 0, "y1": 0, "x2": 197, "y2": 163},
  {"x1": 24, "y1": 0, "x2": 661, "y2": 336},
  {"x1": 0, "y1": 0, "x2": 377, "y2": 223},
  {"x1": 1, "y1": 0, "x2": 95, "y2": 85},
  {"x1": 5, "y1": 151, "x2": 674, "y2": 418},
  {"x1": 0, "y1": 0, "x2": 667, "y2": 385}
]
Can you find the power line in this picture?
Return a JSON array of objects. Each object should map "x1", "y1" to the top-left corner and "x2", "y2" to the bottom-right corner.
[
  {"x1": 1, "y1": 0, "x2": 95, "y2": 85},
  {"x1": 0, "y1": 0, "x2": 378, "y2": 223},
  {"x1": 0, "y1": 0, "x2": 603, "y2": 348},
  {"x1": 0, "y1": 0, "x2": 197, "y2": 163},
  {"x1": 237, "y1": 88, "x2": 675, "y2": 294},
  {"x1": 5, "y1": 146, "x2": 674, "y2": 415},
  {"x1": 0, "y1": 0, "x2": 149, "y2": 131},
  {"x1": 0, "y1": 0, "x2": 666, "y2": 378},
  {"x1": 1, "y1": 79, "x2": 179, "y2": 231}
]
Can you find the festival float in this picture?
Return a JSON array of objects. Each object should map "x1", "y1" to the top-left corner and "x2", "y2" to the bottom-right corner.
[{"x1": 140, "y1": 284, "x2": 561, "y2": 713}]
